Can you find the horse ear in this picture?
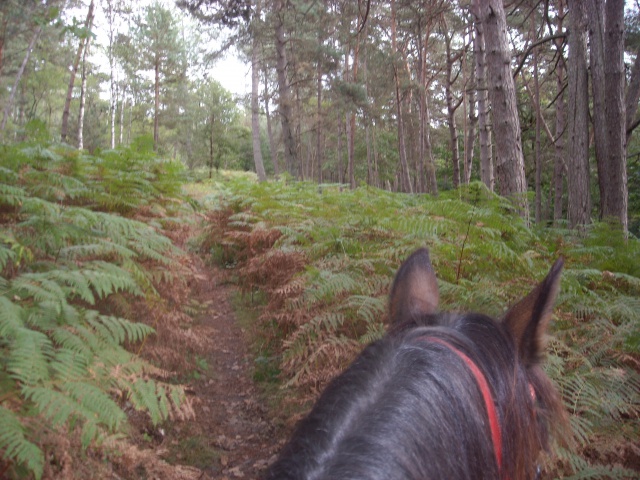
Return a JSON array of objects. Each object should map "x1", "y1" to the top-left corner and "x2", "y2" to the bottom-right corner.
[
  {"x1": 503, "y1": 259, "x2": 563, "y2": 366},
  {"x1": 389, "y1": 248, "x2": 439, "y2": 324}
]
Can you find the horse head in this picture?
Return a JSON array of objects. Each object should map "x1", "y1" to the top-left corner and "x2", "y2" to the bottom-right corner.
[{"x1": 264, "y1": 248, "x2": 566, "y2": 480}]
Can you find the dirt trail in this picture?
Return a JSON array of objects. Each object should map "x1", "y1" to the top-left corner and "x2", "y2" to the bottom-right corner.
[{"x1": 180, "y1": 255, "x2": 283, "y2": 479}]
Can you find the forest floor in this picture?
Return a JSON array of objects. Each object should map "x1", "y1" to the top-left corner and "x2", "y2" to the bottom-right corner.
[
  {"x1": 162, "y1": 253, "x2": 283, "y2": 479},
  {"x1": 105, "y1": 223, "x2": 289, "y2": 480}
]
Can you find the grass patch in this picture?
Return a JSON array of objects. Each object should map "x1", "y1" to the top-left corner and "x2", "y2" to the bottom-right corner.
[
  {"x1": 230, "y1": 291, "x2": 282, "y2": 385},
  {"x1": 164, "y1": 434, "x2": 220, "y2": 469}
]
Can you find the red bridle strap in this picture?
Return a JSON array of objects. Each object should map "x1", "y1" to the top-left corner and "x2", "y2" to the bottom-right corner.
[{"x1": 421, "y1": 337, "x2": 503, "y2": 473}]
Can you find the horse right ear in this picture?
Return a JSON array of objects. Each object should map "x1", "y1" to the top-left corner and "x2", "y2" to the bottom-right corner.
[
  {"x1": 389, "y1": 248, "x2": 439, "y2": 325},
  {"x1": 503, "y1": 258, "x2": 563, "y2": 366}
]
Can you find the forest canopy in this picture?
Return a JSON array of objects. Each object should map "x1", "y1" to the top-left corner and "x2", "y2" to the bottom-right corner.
[{"x1": 1, "y1": 0, "x2": 639, "y2": 233}]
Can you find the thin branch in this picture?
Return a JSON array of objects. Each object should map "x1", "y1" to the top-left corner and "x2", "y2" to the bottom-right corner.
[{"x1": 512, "y1": 33, "x2": 566, "y2": 79}]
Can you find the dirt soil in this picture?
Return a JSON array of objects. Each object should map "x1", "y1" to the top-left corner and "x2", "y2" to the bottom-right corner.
[
  {"x1": 179, "y1": 257, "x2": 283, "y2": 479},
  {"x1": 146, "y1": 247, "x2": 287, "y2": 480},
  {"x1": 107, "y1": 240, "x2": 289, "y2": 480}
]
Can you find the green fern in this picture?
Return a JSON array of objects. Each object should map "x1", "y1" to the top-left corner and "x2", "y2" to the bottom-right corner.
[
  {"x1": 0, "y1": 406, "x2": 44, "y2": 479},
  {"x1": 0, "y1": 142, "x2": 190, "y2": 478},
  {"x1": 199, "y1": 172, "x2": 640, "y2": 478}
]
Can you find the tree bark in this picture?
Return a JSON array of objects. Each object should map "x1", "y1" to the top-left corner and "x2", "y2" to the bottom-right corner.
[
  {"x1": 475, "y1": 0, "x2": 527, "y2": 214},
  {"x1": 444, "y1": 25, "x2": 462, "y2": 189},
  {"x1": 274, "y1": 0, "x2": 297, "y2": 177},
  {"x1": 1, "y1": 25, "x2": 42, "y2": 132},
  {"x1": 602, "y1": 0, "x2": 627, "y2": 231},
  {"x1": 472, "y1": 5, "x2": 494, "y2": 191},
  {"x1": 78, "y1": 20, "x2": 93, "y2": 150},
  {"x1": 532, "y1": 15, "x2": 542, "y2": 224},
  {"x1": 464, "y1": 22, "x2": 477, "y2": 186},
  {"x1": 208, "y1": 113, "x2": 215, "y2": 178},
  {"x1": 119, "y1": 87, "x2": 125, "y2": 145},
  {"x1": 553, "y1": 3, "x2": 567, "y2": 225},
  {"x1": 251, "y1": 2, "x2": 266, "y2": 182},
  {"x1": 566, "y1": 0, "x2": 591, "y2": 228},
  {"x1": 263, "y1": 71, "x2": 280, "y2": 176},
  {"x1": 418, "y1": 22, "x2": 438, "y2": 195},
  {"x1": 391, "y1": 0, "x2": 413, "y2": 193},
  {"x1": 348, "y1": 31, "x2": 360, "y2": 190},
  {"x1": 61, "y1": 0, "x2": 94, "y2": 143},
  {"x1": 625, "y1": 51, "x2": 640, "y2": 140},
  {"x1": 337, "y1": 118, "x2": 344, "y2": 184},
  {"x1": 586, "y1": 0, "x2": 608, "y2": 219},
  {"x1": 0, "y1": 13, "x2": 8, "y2": 76},
  {"x1": 153, "y1": 58, "x2": 159, "y2": 150},
  {"x1": 316, "y1": 46, "x2": 323, "y2": 183},
  {"x1": 106, "y1": 0, "x2": 117, "y2": 149}
]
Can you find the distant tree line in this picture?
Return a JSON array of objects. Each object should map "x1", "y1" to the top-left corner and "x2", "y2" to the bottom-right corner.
[{"x1": 1, "y1": 0, "x2": 639, "y2": 233}]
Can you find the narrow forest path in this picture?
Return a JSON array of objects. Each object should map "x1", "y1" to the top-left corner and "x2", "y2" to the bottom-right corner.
[{"x1": 174, "y1": 252, "x2": 283, "y2": 479}]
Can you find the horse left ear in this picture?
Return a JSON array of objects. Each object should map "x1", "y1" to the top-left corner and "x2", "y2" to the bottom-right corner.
[
  {"x1": 503, "y1": 259, "x2": 563, "y2": 366},
  {"x1": 388, "y1": 248, "x2": 439, "y2": 325}
]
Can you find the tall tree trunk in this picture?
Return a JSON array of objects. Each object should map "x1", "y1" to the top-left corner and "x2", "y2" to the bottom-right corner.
[
  {"x1": 475, "y1": 0, "x2": 527, "y2": 214},
  {"x1": 209, "y1": 113, "x2": 215, "y2": 178},
  {"x1": 316, "y1": 49, "x2": 323, "y2": 183},
  {"x1": 532, "y1": 15, "x2": 542, "y2": 224},
  {"x1": 153, "y1": 58, "x2": 159, "y2": 151},
  {"x1": 419, "y1": 22, "x2": 438, "y2": 194},
  {"x1": 472, "y1": 8, "x2": 494, "y2": 191},
  {"x1": 348, "y1": 26, "x2": 362, "y2": 190},
  {"x1": 106, "y1": 0, "x2": 117, "y2": 150},
  {"x1": 119, "y1": 87, "x2": 125, "y2": 145},
  {"x1": 553, "y1": 6, "x2": 567, "y2": 225},
  {"x1": 251, "y1": 3, "x2": 266, "y2": 182},
  {"x1": 274, "y1": 0, "x2": 297, "y2": 177},
  {"x1": 391, "y1": 0, "x2": 413, "y2": 193},
  {"x1": 61, "y1": 0, "x2": 94, "y2": 143},
  {"x1": 263, "y1": 71, "x2": 280, "y2": 176},
  {"x1": 0, "y1": 14, "x2": 8, "y2": 76},
  {"x1": 625, "y1": 51, "x2": 640, "y2": 140},
  {"x1": 78, "y1": 22, "x2": 93, "y2": 150},
  {"x1": 602, "y1": 0, "x2": 627, "y2": 231},
  {"x1": 372, "y1": 124, "x2": 380, "y2": 188},
  {"x1": 444, "y1": 25, "x2": 461, "y2": 189},
  {"x1": 566, "y1": 0, "x2": 591, "y2": 228},
  {"x1": 586, "y1": 0, "x2": 608, "y2": 219},
  {"x1": 1, "y1": 25, "x2": 42, "y2": 132},
  {"x1": 337, "y1": 117, "x2": 344, "y2": 184},
  {"x1": 127, "y1": 97, "x2": 133, "y2": 145},
  {"x1": 464, "y1": 21, "x2": 477, "y2": 185}
]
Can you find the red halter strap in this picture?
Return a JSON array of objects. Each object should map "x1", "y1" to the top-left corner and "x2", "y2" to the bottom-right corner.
[{"x1": 421, "y1": 337, "x2": 503, "y2": 473}]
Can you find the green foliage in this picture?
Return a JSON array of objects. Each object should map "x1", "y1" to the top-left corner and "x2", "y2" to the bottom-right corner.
[
  {"x1": 0, "y1": 142, "x2": 189, "y2": 479},
  {"x1": 199, "y1": 174, "x2": 640, "y2": 478}
]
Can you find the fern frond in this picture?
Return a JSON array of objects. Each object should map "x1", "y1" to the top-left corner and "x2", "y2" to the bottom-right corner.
[
  {"x1": 7, "y1": 327, "x2": 53, "y2": 385},
  {"x1": 84, "y1": 311, "x2": 154, "y2": 344},
  {"x1": 0, "y1": 242, "x2": 16, "y2": 271},
  {"x1": 63, "y1": 381, "x2": 126, "y2": 432},
  {"x1": 0, "y1": 296, "x2": 24, "y2": 336},
  {"x1": 346, "y1": 295, "x2": 386, "y2": 324},
  {"x1": 59, "y1": 240, "x2": 137, "y2": 262},
  {"x1": 123, "y1": 379, "x2": 166, "y2": 425},
  {"x1": 49, "y1": 349, "x2": 91, "y2": 381},
  {"x1": 0, "y1": 405, "x2": 44, "y2": 480}
]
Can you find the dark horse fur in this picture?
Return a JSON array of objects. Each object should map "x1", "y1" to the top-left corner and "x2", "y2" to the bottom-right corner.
[{"x1": 263, "y1": 249, "x2": 565, "y2": 480}]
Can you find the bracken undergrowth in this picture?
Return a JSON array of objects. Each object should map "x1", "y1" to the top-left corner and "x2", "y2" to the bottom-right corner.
[
  {"x1": 195, "y1": 170, "x2": 640, "y2": 479},
  {"x1": 0, "y1": 142, "x2": 196, "y2": 479}
]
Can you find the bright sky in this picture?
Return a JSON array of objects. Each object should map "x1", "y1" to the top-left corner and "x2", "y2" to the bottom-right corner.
[
  {"x1": 71, "y1": 0, "x2": 250, "y2": 97},
  {"x1": 209, "y1": 51, "x2": 250, "y2": 96}
]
